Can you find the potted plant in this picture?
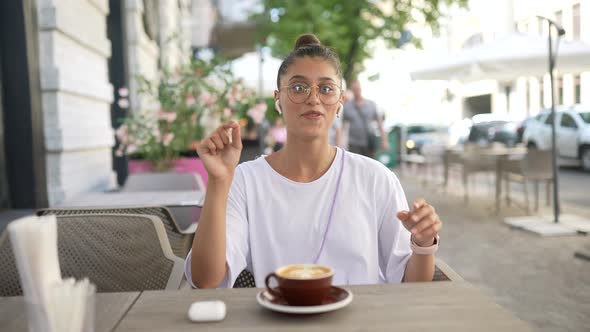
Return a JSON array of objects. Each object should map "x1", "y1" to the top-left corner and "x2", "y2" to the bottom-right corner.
[{"x1": 115, "y1": 56, "x2": 267, "y2": 185}]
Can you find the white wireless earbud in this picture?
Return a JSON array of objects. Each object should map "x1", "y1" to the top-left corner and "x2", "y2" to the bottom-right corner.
[
  {"x1": 336, "y1": 103, "x2": 343, "y2": 117},
  {"x1": 275, "y1": 100, "x2": 282, "y2": 114}
]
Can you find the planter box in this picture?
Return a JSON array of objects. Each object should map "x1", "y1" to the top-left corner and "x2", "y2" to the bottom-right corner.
[{"x1": 128, "y1": 157, "x2": 208, "y2": 186}]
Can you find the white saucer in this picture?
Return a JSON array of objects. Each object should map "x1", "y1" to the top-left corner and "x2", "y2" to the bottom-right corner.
[{"x1": 256, "y1": 286, "x2": 353, "y2": 314}]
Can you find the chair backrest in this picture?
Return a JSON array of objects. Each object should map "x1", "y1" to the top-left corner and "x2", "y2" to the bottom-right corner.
[
  {"x1": 524, "y1": 149, "x2": 553, "y2": 178},
  {"x1": 461, "y1": 145, "x2": 497, "y2": 170},
  {"x1": 122, "y1": 173, "x2": 205, "y2": 192},
  {"x1": 433, "y1": 258, "x2": 463, "y2": 281},
  {"x1": 233, "y1": 269, "x2": 257, "y2": 288},
  {"x1": 0, "y1": 231, "x2": 23, "y2": 296},
  {"x1": 230, "y1": 258, "x2": 463, "y2": 288},
  {"x1": 0, "y1": 214, "x2": 184, "y2": 296},
  {"x1": 36, "y1": 206, "x2": 193, "y2": 259}
]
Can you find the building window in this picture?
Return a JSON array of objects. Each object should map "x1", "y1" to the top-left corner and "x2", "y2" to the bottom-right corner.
[
  {"x1": 573, "y1": 3, "x2": 580, "y2": 40},
  {"x1": 538, "y1": 17, "x2": 545, "y2": 34},
  {"x1": 555, "y1": 10, "x2": 562, "y2": 27},
  {"x1": 526, "y1": 80, "x2": 532, "y2": 116},
  {"x1": 557, "y1": 76, "x2": 563, "y2": 105},
  {"x1": 574, "y1": 74, "x2": 581, "y2": 104},
  {"x1": 539, "y1": 77, "x2": 544, "y2": 108},
  {"x1": 554, "y1": 10, "x2": 563, "y2": 39}
]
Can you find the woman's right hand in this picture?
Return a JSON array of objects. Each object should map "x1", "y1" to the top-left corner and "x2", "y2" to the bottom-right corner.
[{"x1": 197, "y1": 121, "x2": 242, "y2": 182}]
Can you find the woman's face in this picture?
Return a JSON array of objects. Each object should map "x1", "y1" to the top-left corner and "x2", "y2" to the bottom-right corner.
[{"x1": 275, "y1": 57, "x2": 343, "y2": 141}]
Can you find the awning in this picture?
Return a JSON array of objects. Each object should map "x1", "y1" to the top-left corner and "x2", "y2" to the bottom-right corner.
[
  {"x1": 209, "y1": 22, "x2": 260, "y2": 59},
  {"x1": 409, "y1": 33, "x2": 590, "y2": 82}
]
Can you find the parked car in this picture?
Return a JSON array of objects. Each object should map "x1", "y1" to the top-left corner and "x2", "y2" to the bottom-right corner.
[
  {"x1": 516, "y1": 116, "x2": 536, "y2": 143},
  {"x1": 466, "y1": 120, "x2": 520, "y2": 147},
  {"x1": 522, "y1": 105, "x2": 590, "y2": 171},
  {"x1": 403, "y1": 124, "x2": 449, "y2": 155}
]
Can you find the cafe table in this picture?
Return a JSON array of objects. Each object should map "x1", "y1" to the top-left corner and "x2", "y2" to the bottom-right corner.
[
  {"x1": 443, "y1": 146, "x2": 527, "y2": 213},
  {"x1": 0, "y1": 292, "x2": 139, "y2": 332},
  {"x1": 61, "y1": 190, "x2": 204, "y2": 208},
  {"x1": 115, "y1": 282, "x2": 533, "y2": 332}
]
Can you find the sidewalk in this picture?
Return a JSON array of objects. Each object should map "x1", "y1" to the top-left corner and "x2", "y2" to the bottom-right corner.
[{"x1": 397, "y1": 168, "x2": 590, "y2": 332}]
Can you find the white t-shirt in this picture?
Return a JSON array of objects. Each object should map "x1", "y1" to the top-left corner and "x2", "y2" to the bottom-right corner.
[{"x1": 184, "y1": 147, "x2": 412, "y2": 288}]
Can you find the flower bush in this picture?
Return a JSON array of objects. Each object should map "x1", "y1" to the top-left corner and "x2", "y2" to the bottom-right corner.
[{"x1": 115, "y1": 57, "x2": 267, "y2": 171}]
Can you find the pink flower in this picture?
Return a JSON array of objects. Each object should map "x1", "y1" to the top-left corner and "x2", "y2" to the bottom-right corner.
[
  {"x1": 157, "y1": 111, "x2": 177, "y2": 123},
  {"x1": 186, "y1": 95, "x2": 196, "y2": 106},
  {"x1": 247, "y1": 102, "x2": 268, "y2": 125},
  {"x1": 115, "y1": 125, "x2": 129, "y2": 143},
  {"x1": 229, "y1": 87, "x2": 242, "y2": 106},
  {"x1": 162, "y1": 133, "x2": 174, "y2": 146},
  {"x1": 223, "y1": 108, "x2": 232, "y2": 117},
  {"x1": 126, "y1": 144, "x2": 138, "y2": 154},
  {"x1": 199, "y1": 91, "x2": 215, "y2": 106},
  {"x1": 117, "y1": 98, "x2": 129, "y2": 109}
]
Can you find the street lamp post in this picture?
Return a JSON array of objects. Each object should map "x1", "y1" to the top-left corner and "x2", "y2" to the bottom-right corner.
[{"x1": 538, "y1": 16, "x2": 565, "y2": 223}]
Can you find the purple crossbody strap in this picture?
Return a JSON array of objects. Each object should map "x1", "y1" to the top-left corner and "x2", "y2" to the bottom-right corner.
[{"x1": 313, "y1": 148, "x2": 346, "y2": 264}]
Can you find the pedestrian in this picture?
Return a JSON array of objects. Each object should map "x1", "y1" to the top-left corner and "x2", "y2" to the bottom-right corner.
[
  {"x1": 187, "y1": 33, "x2": 442, "y2": 288},
  {"x1": 342, "y1": 80, "x2": 389, "y2": 158},
  {"x1": 268, "y1": 117, "x2": 287, "y2": 152}
]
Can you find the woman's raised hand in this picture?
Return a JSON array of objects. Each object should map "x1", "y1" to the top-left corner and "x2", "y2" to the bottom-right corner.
[
  {"x1": 197, "y1": 121, "x2": 242, "y2": 182},
  {"x1": 396, "y1": 199, "x2": 442, "y2": 247}
]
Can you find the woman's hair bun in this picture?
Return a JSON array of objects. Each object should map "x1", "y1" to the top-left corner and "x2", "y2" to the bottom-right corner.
[{"x1": 294, "y1": 34, "x2": 321, "y2": 50}]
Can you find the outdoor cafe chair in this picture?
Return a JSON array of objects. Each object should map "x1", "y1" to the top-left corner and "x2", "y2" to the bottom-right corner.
[
  {"x1": 502, "y1": 149, "x2": 553, "y2": 213},
  {"x1": 231, "y1": 258, "x2": 463, "y2": 288},
  {"x1": 37, "y1": 206, "x2": 195, "y2": 259},
  {"x1": 460, "y1": 144, "x2": 500, "y2": 202},
  {"x1": 0, "y1": 214, "x2": 184, "y2": 296},
  {"x1": 120, "y1": 174, "x2": 205, "y2": 232}
]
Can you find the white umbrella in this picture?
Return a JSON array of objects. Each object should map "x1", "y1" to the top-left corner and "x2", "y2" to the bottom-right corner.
[{"x1": 410, "y1": 32, "x2": 590, "y2": 82}]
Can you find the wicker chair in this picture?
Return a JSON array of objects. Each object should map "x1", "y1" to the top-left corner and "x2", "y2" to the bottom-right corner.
[
  {"x1": 433, "y1": 258, "x2": 463, "y2": 281},
  {"x1": 0, "y1": 214, "x2": 184, "y2": 296},
  {"x1": 231, "y1": 258, "x2": 463, "y2": 288},
  {"x1": 0, "y1": 231, "x2": 22, "y2": 296},
  {"x1": 233, "y1": 269, "x2": 257, "y2": 288},
  {"x1": 37, "y1": 206, "x2": 195, "y2": 259}
]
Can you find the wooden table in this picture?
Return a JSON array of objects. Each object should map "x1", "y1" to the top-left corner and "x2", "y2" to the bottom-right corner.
[
  {"x1": 115, "y1": 282, "x2": 533, "y2": 332},
  {"x1": 0, "y1": 292, "x2": 139, "y2": 332}
]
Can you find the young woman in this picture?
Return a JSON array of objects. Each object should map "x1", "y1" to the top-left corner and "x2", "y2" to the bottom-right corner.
[{"x1": 186, "y1": 34, "x2": 442, "y2": 288}]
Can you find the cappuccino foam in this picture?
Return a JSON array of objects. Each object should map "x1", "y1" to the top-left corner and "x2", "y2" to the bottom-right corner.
[{"x1": 279, "y1": 265, "x2": 332, "y2": 279}]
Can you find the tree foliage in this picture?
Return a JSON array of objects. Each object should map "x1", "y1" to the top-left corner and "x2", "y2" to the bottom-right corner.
[{"x1": 252, "y1": 0, "x2": 467, "y2": 84}]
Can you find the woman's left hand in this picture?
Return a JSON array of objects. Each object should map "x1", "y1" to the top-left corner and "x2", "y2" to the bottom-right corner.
[{"x1": 396, "y1": 199, "x2": 442, "y2": 247}]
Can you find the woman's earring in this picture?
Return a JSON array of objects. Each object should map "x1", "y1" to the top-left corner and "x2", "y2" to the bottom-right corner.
[{"x1": 275, "y1": 100, "x2": 282, "y2": 115}]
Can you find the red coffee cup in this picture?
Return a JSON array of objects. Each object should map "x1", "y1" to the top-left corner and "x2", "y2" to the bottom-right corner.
[{"x1": 264, "y1": 264, "x2": 334, "y2": 306}]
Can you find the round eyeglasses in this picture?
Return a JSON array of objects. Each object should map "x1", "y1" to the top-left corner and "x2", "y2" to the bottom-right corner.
[{"x1": 280, "y1": 83, "x2": 342, "y2": 105}]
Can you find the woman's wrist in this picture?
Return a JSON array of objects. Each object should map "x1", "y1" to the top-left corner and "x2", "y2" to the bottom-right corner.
[
  {"x1": 410, "y1": 234, "x2": 439, "y2": 255},
  {"x1": 411, "y1": 235, "x2": 437, "y2": 247},
  {"x1": 207, "y1": 173, "x2": 234, "y2": 187}
]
